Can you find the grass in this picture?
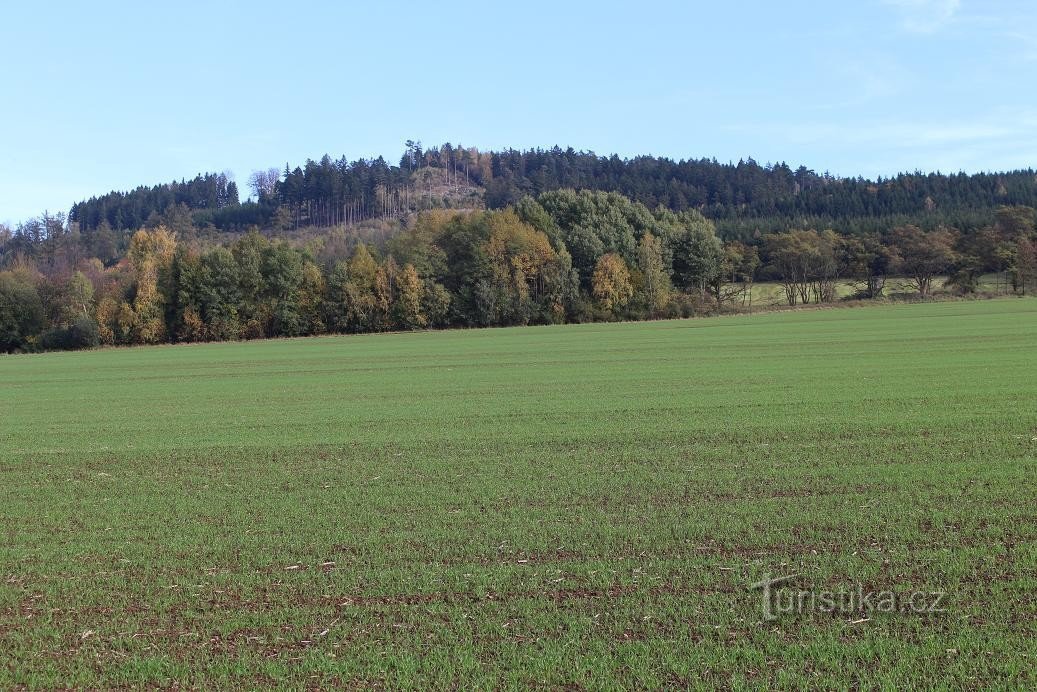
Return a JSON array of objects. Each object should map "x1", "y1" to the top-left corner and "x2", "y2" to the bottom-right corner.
[
  {"x1": 743, "y1": 273, "x2": 1015, "y2": 307},
  {"x1": 2, "y1": 298, "x2": 1036, "y2": 688}
]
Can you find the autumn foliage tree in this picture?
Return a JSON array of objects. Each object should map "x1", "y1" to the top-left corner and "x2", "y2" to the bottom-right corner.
[
  {"x1": 762, "y1": 229, "x2": 844, "y2": 305},
  {"x1": 484, "y1": 210, "x2": 560, "y2": 324},
  {"x1": 763, "y1": 231, "x2": 813, "y2": 306},
  {"x1": 127, "y1": 226, "x2": 177, "y2": 343},
  {"x1": 339, "y1": 244, "x2": 380, "y2": 332},
  {"x1": 393, "y1": 263, "x2": 426, "y2": 329},
  {"x1": 634, "y1": 232, "x2": 672, "y2": 316},
  {"x1": 1013, "y1": 236, "x2": 1037, "y2": 294},
  {"x1": 592, "y1": 253, "x2": 634, "y2": 314},
  {"x1": 712, "y1": 241, "x2": 759, "y2": 310},
  {"x1": 890, "y1": 225, "x2": 958, "y2": 297}
]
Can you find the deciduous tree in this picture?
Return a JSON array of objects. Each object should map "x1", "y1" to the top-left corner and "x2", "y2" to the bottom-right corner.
[
  {"x1": 0, "y1": 271, "x2": 44, "y2": 352},
  {"x1": 592, "y1": 253, "x2": 633, "y2": 313},
  {"x1": 634, "y1": 232, "x2": 672, "y2": 316},
  {"x1": 393, "y1": 263, "x2": 426, "y2": 329},
  {"x1": 890, "y1": 225, "x2": 957, "y2": 296}
]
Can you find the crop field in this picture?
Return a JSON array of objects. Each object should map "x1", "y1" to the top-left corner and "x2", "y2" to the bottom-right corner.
[{"x1": 2, "y1": 299, "x2": 1037, "y2": 688}]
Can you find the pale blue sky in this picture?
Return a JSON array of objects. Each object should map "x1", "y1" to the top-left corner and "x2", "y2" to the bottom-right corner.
[{"x1": 1, "y1": 0, "x2": 1035, "y2": 224}]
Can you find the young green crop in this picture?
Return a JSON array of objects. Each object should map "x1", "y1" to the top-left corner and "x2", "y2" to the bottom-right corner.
[{"x1": 2, "y1": 299, "x2": 1036, "y2": 687}]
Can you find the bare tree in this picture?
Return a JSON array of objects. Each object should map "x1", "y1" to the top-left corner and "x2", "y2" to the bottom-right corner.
[{"x1": 248, "y1": 168, "x2": 281, "y2": 200}]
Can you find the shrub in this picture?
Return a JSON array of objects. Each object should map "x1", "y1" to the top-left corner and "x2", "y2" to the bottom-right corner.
[
  {"x1": 67, "y1": 315, "x2": 102, "y2": 348},
  {"x1": 38, "y1": 315, "x2": 101, "y2": 351}
]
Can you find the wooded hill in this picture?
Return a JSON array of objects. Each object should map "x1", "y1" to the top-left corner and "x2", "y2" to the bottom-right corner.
[{"x1": 65, "y1": 143, "x2": 1037, "y2": 239}]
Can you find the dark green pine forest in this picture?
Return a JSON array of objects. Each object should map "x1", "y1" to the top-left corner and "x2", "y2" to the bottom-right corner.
[{"x1": 64, "y1": 143, "x2": 1037, "y2": 238}]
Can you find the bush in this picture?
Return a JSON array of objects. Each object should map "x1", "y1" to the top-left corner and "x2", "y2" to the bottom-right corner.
[
  {"x1": 38, "y1": 315, "x2": 101, "y2": 351},
  {"x1": 240, "y1": 318, "x2": 265, "y2": 340},
  {"x1": 68, "y1": 315, "x2": 102, "y2": 348}
]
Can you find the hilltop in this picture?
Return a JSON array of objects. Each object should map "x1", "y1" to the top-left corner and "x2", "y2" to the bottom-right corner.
[{"x1": 61, "y1": 143, "x2": 1037, "y2": 241}]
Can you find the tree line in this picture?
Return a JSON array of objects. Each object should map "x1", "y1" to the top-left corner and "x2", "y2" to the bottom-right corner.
[
  {"x1": 63, "y1": 143, "x2": 1037, "y2": 239},
  {"x1": 69, "y1": 173, "x2": 239, "y2": 233},
  {"x1": 2, "y1": 191, "x2": 1035, "y2": 353}
]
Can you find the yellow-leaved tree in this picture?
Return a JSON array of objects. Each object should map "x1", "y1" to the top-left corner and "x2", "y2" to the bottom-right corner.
[
  {"x1": 298, "y1": 261, "x2": 327, "y2": 334},
  {"x1": 393, "y1": 263, "x2": 426, "y2": 329},
  {"x1": 127, "y1": 226, "x2": 177, "y2": 343},
  {"x1": 634, "y1": 232, "x2": 671, "y2": 316},
  {"x1": 592, "y1": 253, "x2": 633, "y2": 313},
  {"x1": 484, "y1": 209, "x2": 558, "y2": 324}
]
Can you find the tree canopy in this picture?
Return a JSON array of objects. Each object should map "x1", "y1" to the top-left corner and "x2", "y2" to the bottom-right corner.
[{"x1": 62, "y1": 144, "x2": 1037, "y2": 240}]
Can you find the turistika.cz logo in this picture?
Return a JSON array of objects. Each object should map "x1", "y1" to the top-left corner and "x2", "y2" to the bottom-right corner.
[{"x1": 750, "y1": 573, "x2": 948, "y2": 621}]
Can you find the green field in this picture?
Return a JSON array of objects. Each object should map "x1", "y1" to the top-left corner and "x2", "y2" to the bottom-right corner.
[{"x1": 2, "y1": 299, "x2": 1036, "y2": 688}]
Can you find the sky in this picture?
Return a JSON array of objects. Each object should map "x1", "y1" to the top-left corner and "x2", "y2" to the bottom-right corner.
[{"x1": 1, "y1": 0, "x2": 1036, "y2": 224}]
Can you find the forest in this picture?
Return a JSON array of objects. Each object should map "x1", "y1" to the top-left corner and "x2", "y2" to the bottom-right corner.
[
  {"x1": 2, "y1": 177, "x2": 1035, "y2": 352},
  {"x1": 62, "y1": 143, "x2": 1037, "y2": 239}
]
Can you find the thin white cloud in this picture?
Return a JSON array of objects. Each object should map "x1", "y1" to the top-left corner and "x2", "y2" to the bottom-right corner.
[
  {"x1": 796, "y1": 111, "x2": 1036, "y2": 149},
  {"x1": 1004, "y1": 30, "x2": 1037, "y2": 61},
  {"x1": 813, "y1": 57, "x2": 908, "y2": 111},
  {"x1": 721, "y1": 106, "x2": 1037, "y2": 176},
  {"x1": 882, "y1": 0, "x2": 962, "y2": 34}
]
